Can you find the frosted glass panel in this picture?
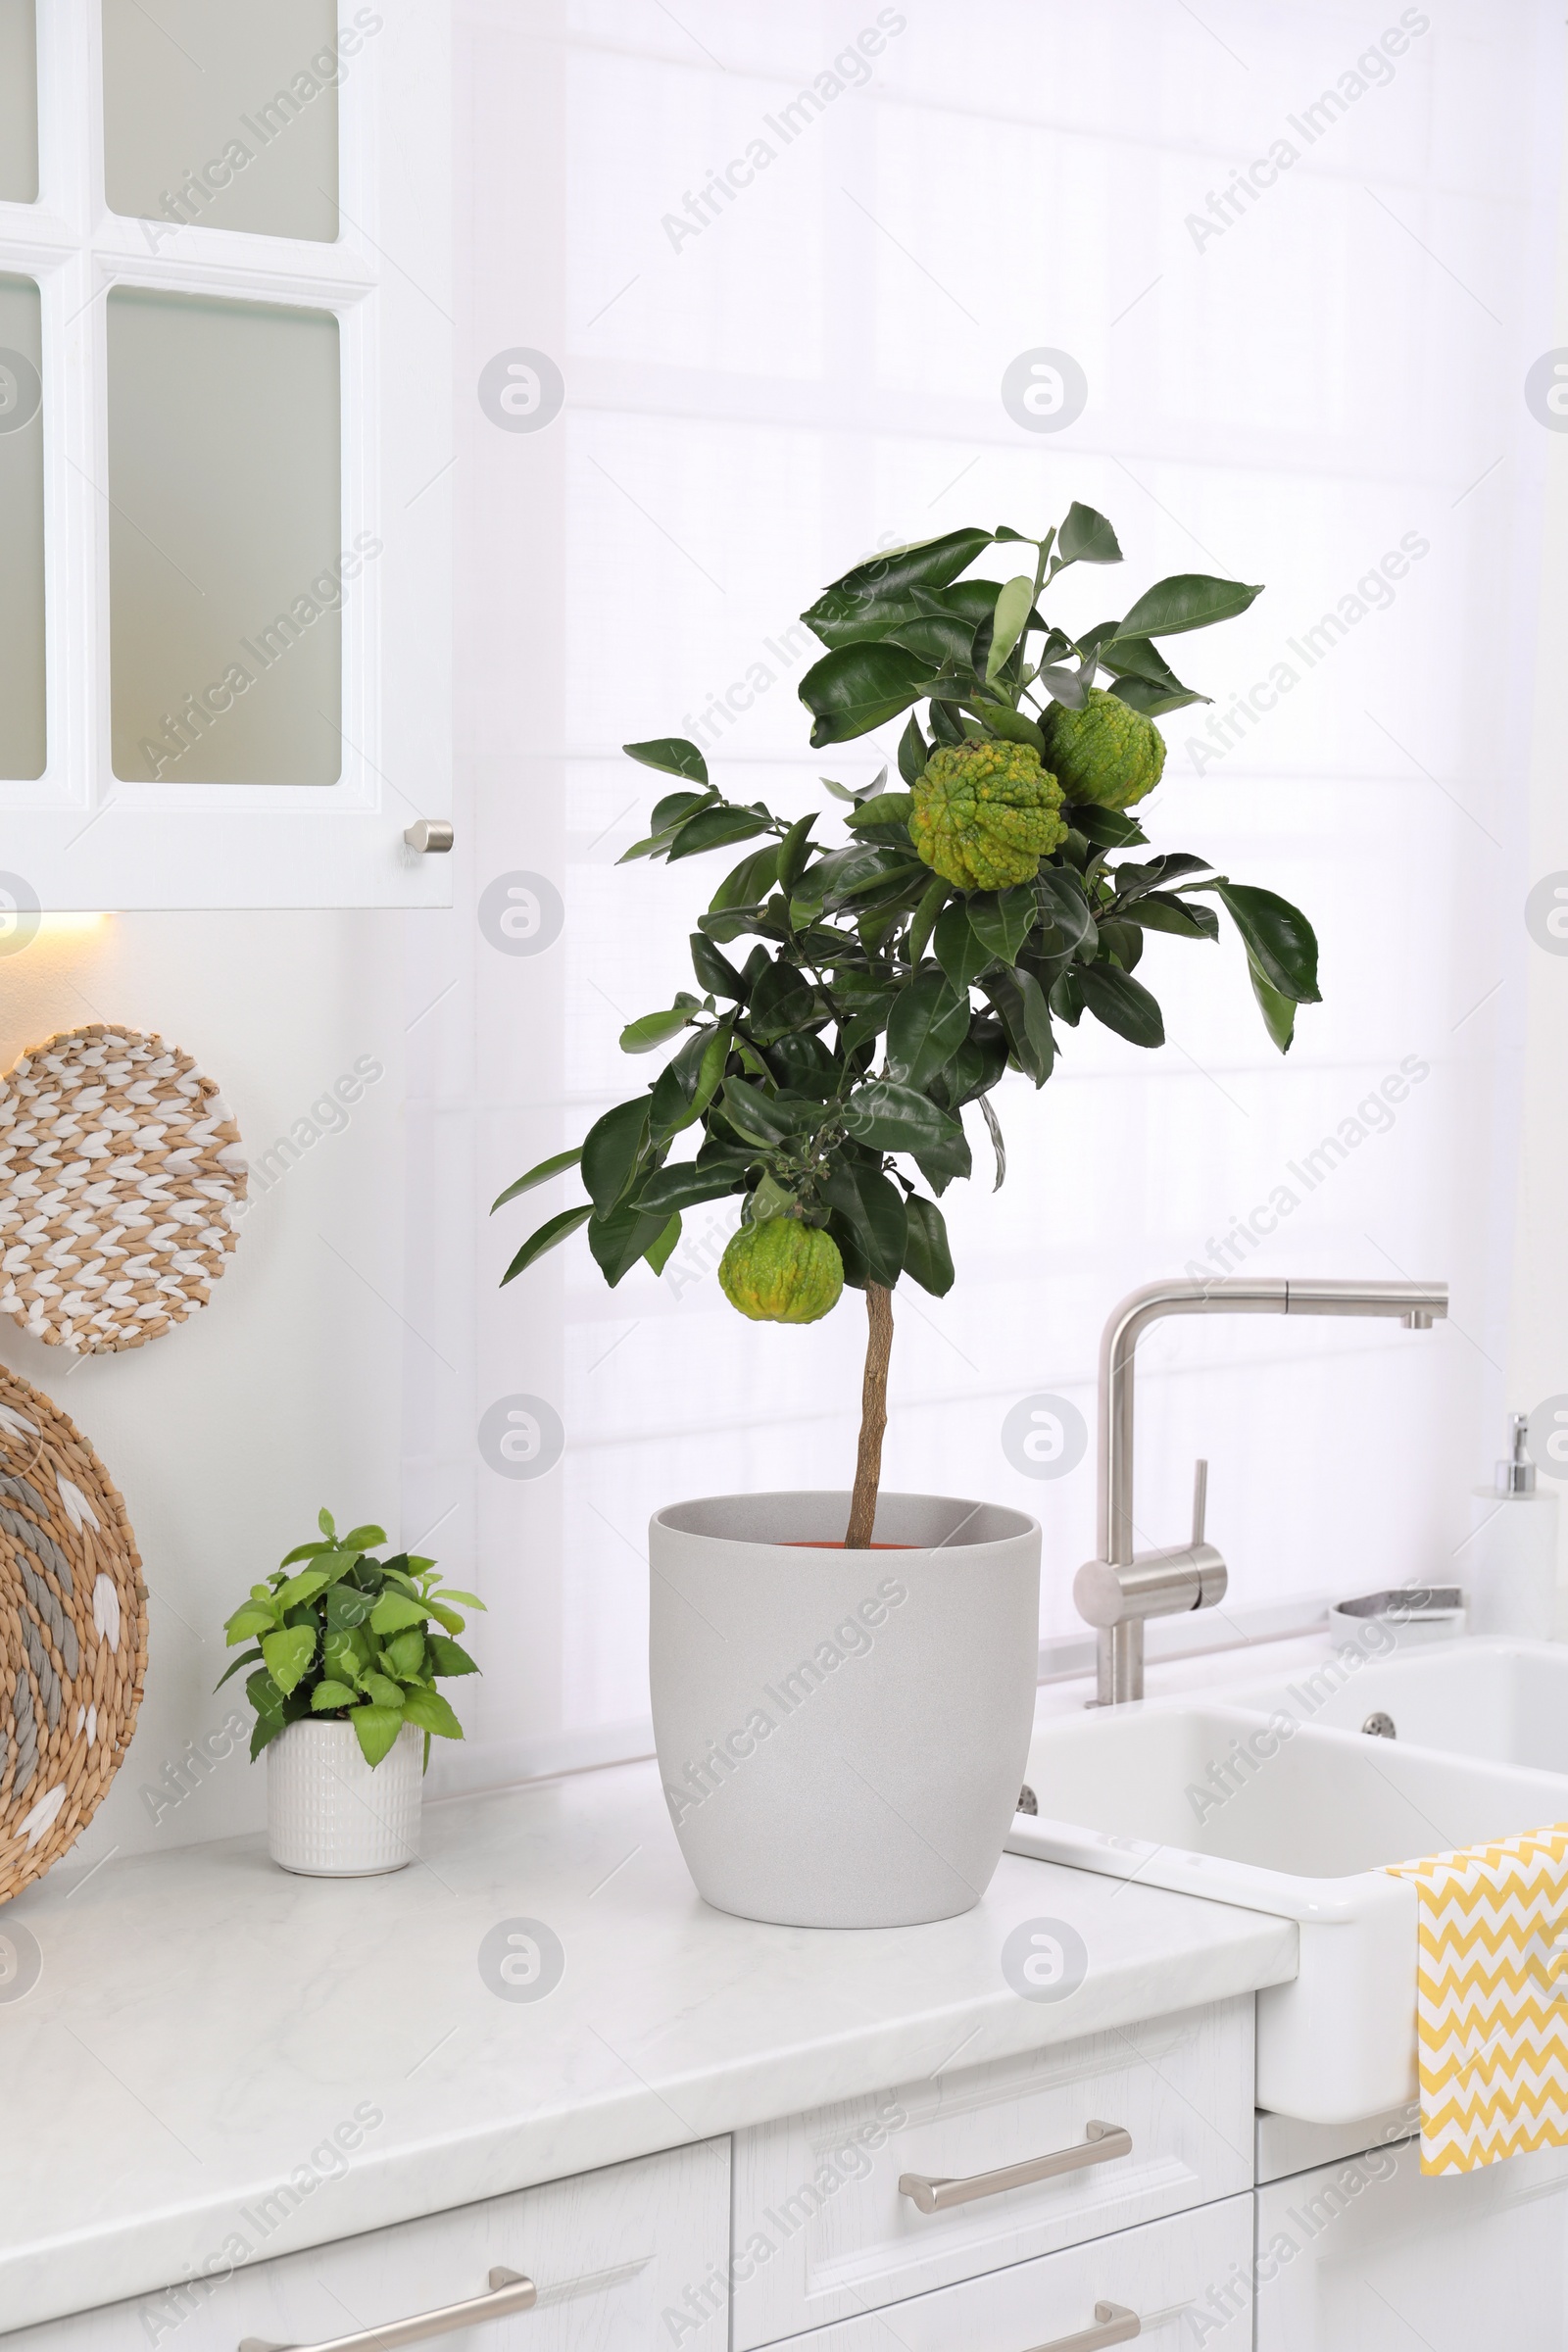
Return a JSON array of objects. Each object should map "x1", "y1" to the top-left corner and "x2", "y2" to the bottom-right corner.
[
  {"x1": 108, "y1": 289, "x2": 342, "y2": 786},
  {"x1": 0, "y1": 1, "x2": 37, "y2": 202},
  {"x1": 0, "y1": 275, "x2": 44, "y2": 779},
  {"x1": 101, "y1": 0, "x2": 340, "y2": 242}
]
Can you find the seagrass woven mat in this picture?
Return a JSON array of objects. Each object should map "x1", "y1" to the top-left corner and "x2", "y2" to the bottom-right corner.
[
  {"x1": 0, "y1": 1023, "x2": 247, "y2": 1352},
  {"x1": 0, "y1": 1361, "x2": 146, "y2": 1900}
]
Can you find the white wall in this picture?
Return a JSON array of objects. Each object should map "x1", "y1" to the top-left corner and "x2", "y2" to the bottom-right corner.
[
  {"x1": 0, "y1": 912, "x2": 404, "y2": 1865},
  {"x1": 16, "y1": 1, "x2": 1568, "y2": 1891}
]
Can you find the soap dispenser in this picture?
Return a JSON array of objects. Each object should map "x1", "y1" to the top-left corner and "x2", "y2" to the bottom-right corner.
[{"x1": 1465, "y1": 1413, "x2": 1559, "y2": 1640}]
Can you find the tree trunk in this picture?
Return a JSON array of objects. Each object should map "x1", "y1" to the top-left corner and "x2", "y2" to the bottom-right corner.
[{"x1": 845, "y1": 1282, "x2": 893, "y2": 1547}]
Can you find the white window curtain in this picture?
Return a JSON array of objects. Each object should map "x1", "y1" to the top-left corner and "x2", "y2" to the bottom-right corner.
[{"x1": 406, "y1": 0, "x2": 1563, "y2": 1788}]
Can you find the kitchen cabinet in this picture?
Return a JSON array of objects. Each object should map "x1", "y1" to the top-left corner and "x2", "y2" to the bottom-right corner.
[
  {"x1": 0, "y1": 2, "x2": 452, "y2": 909},
  {"x1": 0, "y1": 2139, "x2": 729, "y2": 2351},
  {"x1": 1254, "y1": 2132, "x2": 1568, "y2": 2350}
]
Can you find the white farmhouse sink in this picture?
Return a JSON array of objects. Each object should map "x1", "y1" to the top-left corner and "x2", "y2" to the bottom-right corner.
[
  {"x1": 1220, "y1": 1635, "x2": 1568, "y2": 1775},
  {"x1": 1006, "y1": 1699, "x2": 1568, "y2": 2124}
]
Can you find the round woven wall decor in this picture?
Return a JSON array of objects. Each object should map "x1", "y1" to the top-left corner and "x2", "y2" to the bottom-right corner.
[
  {"x1": 0, "y1": 1362, "x2": 147, "y2": 1901},
  {"x1": 0, "y1": 1023, "x2": 247, "y2": 1352}
]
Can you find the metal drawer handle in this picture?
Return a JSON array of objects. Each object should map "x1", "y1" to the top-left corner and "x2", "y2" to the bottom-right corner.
[
  {"x1": 239, "y1": 2267, "x2": 536, "y2": 2352},
  {"x1": 1028, "y1": 2301, "x2": 1140, "y2": 2352},
  {"x1": 899, "y1": 2119, "x2": 1132, "y2": 2214}
]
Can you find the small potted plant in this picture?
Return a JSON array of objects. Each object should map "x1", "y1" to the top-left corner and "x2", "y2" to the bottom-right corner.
[
  {"x1": 495, "y1": 505, "x2": 1319, "y2": 1930},
  {"x1": 219, "y1": 1510, "x2": 483, "y2": 1876}
]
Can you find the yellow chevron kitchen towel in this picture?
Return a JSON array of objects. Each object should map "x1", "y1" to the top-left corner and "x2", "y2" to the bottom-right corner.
[{"x1": 1386, "y1": 1825, "x2": 1568, "y2": 2173}]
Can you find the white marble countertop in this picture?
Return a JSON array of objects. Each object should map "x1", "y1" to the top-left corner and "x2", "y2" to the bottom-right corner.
[{"x1": 0, "y1": 1754, "x2": 1298, "y2": 2334}]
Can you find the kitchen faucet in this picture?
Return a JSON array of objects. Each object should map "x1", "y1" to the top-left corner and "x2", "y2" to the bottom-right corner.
[{"x1": 1073, "y1": 1275, "x2": 1448, "y2": 1704}]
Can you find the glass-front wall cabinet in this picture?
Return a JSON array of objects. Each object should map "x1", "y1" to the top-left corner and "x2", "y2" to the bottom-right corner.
[{"x1": 0, "y1": 1, "x2": 452, "y2": 907}]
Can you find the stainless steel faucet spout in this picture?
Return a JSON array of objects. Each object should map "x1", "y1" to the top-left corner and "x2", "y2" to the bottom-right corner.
[{"x1": 1077, "y1": 1275, "x2": 1448, "y2": 1705}]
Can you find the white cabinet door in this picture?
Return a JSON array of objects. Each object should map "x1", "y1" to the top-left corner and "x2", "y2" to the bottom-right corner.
[
  {"x1": 0, "y1": 2, "x2": 452, "y2": 909},
  {"x1": 1, "y1": 2139, "x2": 729, "y2": 2351},
  {"x1": 732, "y1": 1997, "x2": 1254, "y2": 2348},
  {"x1": 1254, "y1": 2135, "x2": 1568, "y2": 2349}
]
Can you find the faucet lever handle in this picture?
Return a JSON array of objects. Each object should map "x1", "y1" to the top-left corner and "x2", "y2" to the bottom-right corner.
[{"x1": 1192, "y1": 1458, "x2": 1208, "y2": 1548}]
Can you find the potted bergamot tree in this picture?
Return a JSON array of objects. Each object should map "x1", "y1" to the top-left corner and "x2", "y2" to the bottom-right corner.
[{"x1": 495, "y1": 506, "x2": 1318, "y2": 1929}]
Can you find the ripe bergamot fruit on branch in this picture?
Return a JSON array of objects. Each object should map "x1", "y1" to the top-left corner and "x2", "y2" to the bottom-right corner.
[
  {"x1": 908, "y1": 740, "x2": 1068, "y2": 892},
  {"x1": 718, "y1": 1217, "x2": 844, "y2": 1325},
  {"x1": 1039, "y1": 686, "x2": 1166, "y2": 811}
]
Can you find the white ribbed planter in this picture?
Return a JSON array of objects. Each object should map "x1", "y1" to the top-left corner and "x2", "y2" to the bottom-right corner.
[
  {"x1": 649, "y1": 1491, "x2": 1041, "y2": 1929},
  {"x1": 266, "y1": 1720, "x2": 421, "y2": 1876}
]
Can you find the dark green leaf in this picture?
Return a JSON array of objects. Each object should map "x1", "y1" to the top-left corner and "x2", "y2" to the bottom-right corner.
[
  {"x1": 633, "y1": 1160, "x2": 746, "y2": 1216},
  {"x1": 941, "y1": 1019, "x2": 1009, "y2": 1107},
  {"x1": 911, "y1": 1122, "x2": 972, "y2": 1197},
  {"x1": 820, "y1": 1161, "x2": 907, "y2": 1288},
  {"x1": 1056, "y1": 503, "x2": 1123, "y2": 566},
  {"x1": 666, "y1": 807, "x2": 772, "y2": 862},
  {"x1": 985, "y1": 707, "x2": 1047, "y2": 757},
  {"x1": 967, "y1": 886, "x2": 1037, "y2": 969},
  {"x1": 898, "y1": 713, "x2": 931, "y2": 783},
  {"x1": 490, "y1": 1146, "x2": 582, "y2": 1214},
  {"x1": 928, "y1": 697, "x2": 965, "y2": 746},
  {"x1": 1102, "y1": 634, "x2": 1198, "y2": 699},
  {"x1": 1109, "y1": 676, "x2": 1207, "y2": 717},
  {"x1": 623, "y1": 736, "x2": 709, "y2": 786},
  {"x1": 649, "y1": 1021, "x2": 717, "y2": 1131},
  {"x1": 748, "y1": 960, "x2": 817, "y2": 1040},
  {"x1": 214, "y1": 1645, "x2": 263, "y2": 1691},
  {"x1": 589, "y1": 1200, "x2": 676, "y2": 1287},
  {"x1": 1077, "y1": 963, "x2": 1165, "y2": 1048},
  {"x1": 644, "y1": 1213, "x2": 681, "y2": 1274},
  {"x1": 794, "y1": 842, "x2": 921, "y2": 909},
  {"x1": 842, "y1": 1080, "x2": 960, "y2": 1154},
  {"x1": 799, "y1": 643, "x2": 936, "y2": 748},
  {"x1": 934, "y1": 900, "x2": 995, "y2": 989},
  {"x1": 987, "y1": 968, "x2": 1055, "y2": 1084},
  {"x1": 1114, "y1": 573, "x2": 1263, "y2": 640},
  {"x1": 1129, "y1": 892, "x2": 1219, "y2": 941},
  {"x1": 720, "y1": 1078, "x2": 807, "y2": 1149},
  {"x1": 847, "y1": 791, "x2": 914, "y2": 833},
  {"x1": 885, "y1": 612, "x2": 977, "y2": 671},
  {"x1": 902, "y1": 1196, "x2": 956, "y2": 1296},
  {"x1": 1036, "y1": 865, "x2": 1095, "y2": 954},
  {"x1": 1248, "y1": 959, "x2": 1298, "y2": 1053},
  {"x1": 250, "y1": 1708, "x2": 287, "y2": 1761},
  {"x1": 1211, "y1": 882, "x2": 1321, "y2": 1003},
  {"x1": 690, "y1": 932, "x2": 746, "y2": 998},
  {"x1": 803, "y1": 529, "x2": 995, "y2": 646},
  {"x1": 777, "y1": 814, "x2": 816, "y2": 894},
  {"x1": 837, "y1": 985, "x2": 900, "y2": 1058},
  {"x1": 581, "y1": 1099, "x2": 650, "y2": 1212},
  {"x1": 501, "y1": 1203, "x2": 592, "y2": 1286},
  {"x1": 710, "y1": 843, "x2": 782, "y2": 912},
  {"x1": 1064, "y1": 804, "x2": 1150, "y2": 850},
  {"x1": 886, "y1": 969, "x2": 970, "y2": 1088},
  {"x1": 1097, "y1": 916, "x2": 1144, "y2": 972}
]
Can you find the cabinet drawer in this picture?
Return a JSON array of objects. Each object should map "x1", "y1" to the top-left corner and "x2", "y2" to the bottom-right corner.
[
  {"x1": 748, "y1": 2193, "x2": 1253, "y2": 2352},
  {"x1": 1254, "y1": 2135, "x2": 1568, "y2": 2349},
  {"x1": 2, "y1": 2139, "x2": 728, "y2": 2352},
  {"x1": 732, "y1": 1997, "x2": 1252, "y2": 2348}
]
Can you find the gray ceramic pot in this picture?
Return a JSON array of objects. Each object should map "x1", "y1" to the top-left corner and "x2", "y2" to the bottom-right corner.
[{"x1": 648, "y1": 1489, "x2": 1041, "y2": 1928}]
